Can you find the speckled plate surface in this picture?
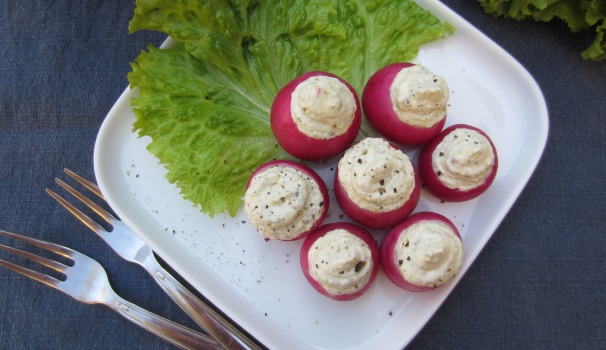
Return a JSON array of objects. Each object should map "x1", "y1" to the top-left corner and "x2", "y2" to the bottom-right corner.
[{"x1": 94, "y1": 1, "x2": 549, "y2": 349}]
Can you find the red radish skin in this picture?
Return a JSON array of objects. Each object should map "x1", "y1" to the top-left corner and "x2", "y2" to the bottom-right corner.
[
  {"x1": 300, "y1": 222, "x2": 380, "y2": 301},
  {"x1": 362, "y1": 63, "x2": 446, "y2": 146},
  {"x1": 245, "y1": 160, "x2": 329, "y2": 241},
  {"x1": 271, "y1": 71, "x2": 361, "y2": 161},
  {"x1": 334, "y1": 141, "x2": 421, "y2": 229},
  {"x1": 419, "y1": 124, "x2": 498, "y2": 202},
  {"x1": 380, "y1": 212, "x2": 462, "y2": 292}
]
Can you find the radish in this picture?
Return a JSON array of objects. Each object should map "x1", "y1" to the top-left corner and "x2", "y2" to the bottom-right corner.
[
  {"x1": 300, "y1": 222, "x2": 380, "y2": 301},
  {"x1": 334, "y1": 138, "x2": 421, "y2": 229},
  {"x1": 244, "y1": 160, "x2": 328, "y2": 241},
  {"x1": 419, "y1": 124, "x2": 498, "y2": 202},
  {"x1": 271, "y1": 71, "x2": 361, "y2": 161},
  {"x1": 380, "y1": 212, "x2": 463, "y2": 292},
  {"x1": 362, "y1": 63, "x2": 448, "y2": 146}
]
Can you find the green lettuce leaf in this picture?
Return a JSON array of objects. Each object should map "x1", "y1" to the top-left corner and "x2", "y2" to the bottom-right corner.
[
  {"x1": 129, "y1": 44, "x2": 291, "y2": 216},
  {"x1": 128, "y1": 0, "x2": 452, "y2": 217},
  {"x1": 479, "y1": 0, "x2": 606, "y2": 61}
]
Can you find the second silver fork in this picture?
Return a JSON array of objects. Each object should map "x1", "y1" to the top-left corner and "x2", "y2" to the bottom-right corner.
[
  {"x1": 0, "y1": 229, "x2": 218, "y2": 350},
  {"x1": 47, "y1": 169, "x2": 261, "y2": 350}
]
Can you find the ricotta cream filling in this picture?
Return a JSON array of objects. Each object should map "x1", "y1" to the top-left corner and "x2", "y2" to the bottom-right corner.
[
  {"x1": 390, "y1": 65, "x2": 449, "y2": 128},
  {"x1": 338, "y1": 138, "x2": 415, "y2": 212},
  {"x1": 244, "y1": 165, "x2": 324, "y2": 240},
  {"x1": 395, "y1": 220, "x2": 463, "y2": 288},
  {"x1": 432, "y1": 128, "x2": 495, "y2": 191},
  {"x1": 291, "y1": 75, "x2": 356, "y2": 139},
  {"x1": 308, "y1": 229, "x2": 373, "y2": 296}
]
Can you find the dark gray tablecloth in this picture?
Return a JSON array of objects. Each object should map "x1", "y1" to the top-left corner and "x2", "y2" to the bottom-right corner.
[{"x1": 1, "y1": 1, "x2": 604, "y2": 349}]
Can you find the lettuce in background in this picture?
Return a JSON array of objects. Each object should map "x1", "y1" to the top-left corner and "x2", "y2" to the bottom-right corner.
[
  {"x1": 479, "y1": 0, "x2": 606, "y2": 61},
  {"x1": 127, "y1": 0, "x2": 452, "y2": 217}
]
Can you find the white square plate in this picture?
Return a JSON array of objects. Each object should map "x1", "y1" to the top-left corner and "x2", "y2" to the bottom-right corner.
[{"x1": 94, "y1": 1, "x2": 549, "y2": 348}]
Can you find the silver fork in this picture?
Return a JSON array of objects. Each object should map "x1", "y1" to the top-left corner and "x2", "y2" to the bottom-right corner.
[
  {"x1": 0, "y1": 229, "x2": 218, "y2": 350},
  {"x1": 47, "y1": 169, "x2": 261, "y2": 350}
]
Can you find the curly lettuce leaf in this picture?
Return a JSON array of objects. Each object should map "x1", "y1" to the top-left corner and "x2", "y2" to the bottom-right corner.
[
  {"x1": 479, "y1": 0, "x2": 606, "y2": 61},
  {"x1": 128, "y1": 0, "x2": 452, "y2": 217},
  {"x1": 130, "y1": 0, "x2": 452, "y2": 93},
  {"x1": 581, "y1": 0, "x2": 606, "y2": 60},
  {"x1": 129, "y1": 44, "x2": 291, "y2": 216}
]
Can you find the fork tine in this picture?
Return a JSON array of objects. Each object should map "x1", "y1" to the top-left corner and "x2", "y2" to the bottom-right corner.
[
  {"x1": 0, "y1": 230, "x2": 74, "y2": 260},
  {"x1": 46, "y1": 188, "x2": 109, "y2": 234},
  {"x1": 52, "y1": 178, "x2": 117, "y2": 223},
  {"x1": 0, "y1": 258, "x2": 61, "y2": 289},
  {"x1": 0, "y1": 242, "x2": 68, "y2": 274},
  {"x1": 64, "y1": 168, "x2": 104, "y2": 200}
]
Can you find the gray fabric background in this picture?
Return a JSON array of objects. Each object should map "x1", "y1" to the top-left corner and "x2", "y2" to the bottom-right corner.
[{"x1": 1, "y1": 1, "x2": 604, "y2": 349}]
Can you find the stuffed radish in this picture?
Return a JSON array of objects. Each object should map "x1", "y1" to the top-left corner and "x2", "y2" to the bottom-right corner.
[
  {"x1": 381, "y1": 212, "x2": 463, "y2": 292},
  {"x1": 419, "y1": 124, "x2": 498, "y2": 202},
  {"x1": 362, "y1": 63, "x2": 449, "y2": 146},
  {"x1": 271, "y1": 71, "x2": 361, "y2": 161},
  {"x1": 244, "y1": 160, "x2": 328, "y2": 241},
  {"x1": 335, "y1": 138, "x2": 421, "y2": 229},
  {"x1": 300, "y1": 222, "x2": 380, "y2": 301}
]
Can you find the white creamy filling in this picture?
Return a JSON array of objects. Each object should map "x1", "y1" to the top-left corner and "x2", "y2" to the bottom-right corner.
[
  {"x1": 291, "y1": 75, "x2": 357, "y2": 139},
  {"x1": 244, "y1": 165, "x2": 324, "y2": 240},
  {"x1": 390, "y1": 65, "x2": 449, "y2": 128},
  {"x1": 395, "y1": 220, "x2": 463, "y2": 288},
  {"x1": 432, "y1": 128, "x2": 495, "y2": 191},
  {"x1": 308, "y1": 229, "x2": 373, "y2": 296},
  {"x1": 338, "y1": 138, "x2": 415, "y2": 213}
]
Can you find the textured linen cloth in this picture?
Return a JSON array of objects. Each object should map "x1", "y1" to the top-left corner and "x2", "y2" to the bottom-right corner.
[{"x1": 0, "y1": 1, "x2": 604, "y2": 349}]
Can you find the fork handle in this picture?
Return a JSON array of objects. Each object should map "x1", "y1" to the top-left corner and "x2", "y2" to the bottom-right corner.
[
  {"x1": 113, "y1": 298, "x2": 220, "y2": 350},
  {"x1": 147, "y1": 262, "x2": 261, "y2": 350}
]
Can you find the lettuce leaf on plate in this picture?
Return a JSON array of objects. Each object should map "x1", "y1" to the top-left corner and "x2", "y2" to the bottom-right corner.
[
  {"x1": 128, "y1": 0, "x2": 453, "y2": 217},
  {"x1": 479, "y1": 0, "x2": 606, "y2": 61},
  {"x1": 129, "y1": 43, "x2": 288, "y2": 216}
]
